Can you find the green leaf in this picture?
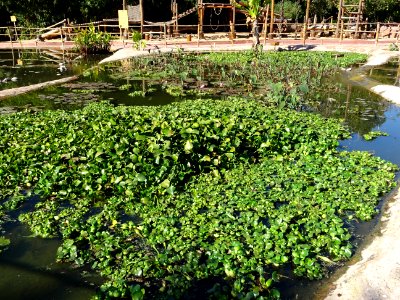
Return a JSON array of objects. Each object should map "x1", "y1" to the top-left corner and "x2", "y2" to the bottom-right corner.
[
  {"x1": 160, "y1": 179, "x2": 170, "y2": 188},
  {"x1": 136, "y1": 173, "x2": 146, "y2": 182},
  {"x1": 184, "y1": 140, "x2": 193, "y2": 153}
]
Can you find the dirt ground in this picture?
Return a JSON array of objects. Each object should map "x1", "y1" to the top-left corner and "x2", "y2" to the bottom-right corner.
[{"x1": 324, "y1": 190, "x2": 400, "y2": 300}]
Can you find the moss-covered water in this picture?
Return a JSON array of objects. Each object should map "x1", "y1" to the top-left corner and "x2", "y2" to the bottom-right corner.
[{"x1": 0, "y1": 50, "x2": 399, "y2": 299}]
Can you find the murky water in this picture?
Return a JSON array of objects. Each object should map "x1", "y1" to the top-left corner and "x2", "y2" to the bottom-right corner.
[
  {"x1": 0, "y1": 49, "x2": 83, "y2": 90},
  {"x1": 368, "y1": 56, "x2": 400, "y2": 86},
  {"x1": 0, "y1": 222, "x2": 100, "y2": 299},
  {"x1": 0, "y1": 50, "x2": 399, "y2": 299}
]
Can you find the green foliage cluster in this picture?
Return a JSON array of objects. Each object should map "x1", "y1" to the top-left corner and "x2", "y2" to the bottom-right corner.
[
  {"x1": 232, "y1": 0, "x2": 267, "y2": 20},
  {"x1": 389, "y1": 43, "x2": 399, "y2": 51},
  {"x1": 0, "y1": 99, "x2": 397, "y2": 298},
  {"x1": 363, "y1": 130, "x2": 389, "y2": 141},
  {"x1": 74, "y1": 24, "x2": 111, "y2": 55},
  {"x1": 116, "y1": 51, "x2": 366, "y2": 109}
]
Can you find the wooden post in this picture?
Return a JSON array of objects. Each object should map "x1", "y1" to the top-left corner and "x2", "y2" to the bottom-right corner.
[
  {"x1": 174, "y1": 1, "x2": 179, "y2": 36},
  {"x1": 8, "y1": 27, "x2": 14, "y2": 55},
  {"x1": 355, "y1": 0, "x2": 363, "y2": 37},
  {"x1": 61, "y1": 26, "x2": 64, "y2": 50},
  {"x1": 340, "y1": 17, "x2": 345, "y2": 41},
  {"x1": 164, "y1": 23, "x2": 167, "y2": 48},
  {"x1": 375, "y1": 22, "x2": 380, "y2": 45},
  {"x1": 139, "y1": 0, "x2": 144, "y2": 35},
  {"x1": 335, "y1": 0, "x2": 343, "y2": 38},
  {"x1": 263, "y1": 4, "x2": 269, "y2": 45},
  {"x1": 229, "y1": 4, "x2": 236, "y2": 39},
  {"x1": 303, "y1": 0, "x2": 311, "y2": 45},
  {"x1": 269, "y1": 0, "x2": 275, "y2": 38},
  {"x1": 198, "y1": 2, "x2": 204, "y2": 39},
  {"x1": 197, "y1": 24, "x2": 200, "y2": 47},
  {"x1": 122, "y1": 0, "x2": 128, "y2": 39}
]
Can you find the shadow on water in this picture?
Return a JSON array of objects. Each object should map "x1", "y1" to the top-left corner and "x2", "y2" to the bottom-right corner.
[{"x1": 0, "y1": 221, "x2": 100, "y2": 300}]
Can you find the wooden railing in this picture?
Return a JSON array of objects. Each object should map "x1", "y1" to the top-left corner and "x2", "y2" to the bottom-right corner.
[{"x1": 1, "y1": 21, "x2": 399, "y2": 45}]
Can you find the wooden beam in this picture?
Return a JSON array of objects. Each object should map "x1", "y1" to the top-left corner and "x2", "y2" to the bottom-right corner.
[
  {"x1": 198, "y1": 4, "x2": 204, "y2": 39},
  {"x1": 139, "y1": 0, "x2": 144, "y2": 35},
  {"x1": 303, "y1": 0, "x2": 311, "y2": 45},
  {"x1": 263, "y1": 4, "x2": 269, "y2": 45},
  {"x1": 355, "y1": 0, "x2": 363, "y2": 36},
  {"x1": 335, "y1": 0, "x2": 343, "y2": 37},
  {"x1": 269, "y1": 0, "x2": 275, "y2": 38},
  {"x1": 230, "y1": 3, "x2": 236, "y2": 39}
]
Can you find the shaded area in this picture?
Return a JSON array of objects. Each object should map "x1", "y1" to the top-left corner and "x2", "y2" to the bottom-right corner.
[{"x1": 0, "y1": 221, "x2": 100, "y2": 300}]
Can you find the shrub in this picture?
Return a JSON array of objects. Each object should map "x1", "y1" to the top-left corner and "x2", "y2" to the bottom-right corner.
[{"x1": 74, "y1": 24, "x2": 111, "y2": 55}]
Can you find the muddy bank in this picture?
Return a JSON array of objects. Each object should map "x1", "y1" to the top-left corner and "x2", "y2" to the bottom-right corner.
[
  {"x1": 323, "y1": 51, "x2": 400, "y2": 300},
  {"x1": 325, "y1": 187, "x2": 400, "y2": 300}
]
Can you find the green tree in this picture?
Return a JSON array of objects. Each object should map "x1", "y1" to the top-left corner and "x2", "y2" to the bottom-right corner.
[
  {"x1": 309, "y1": 0, "x2": 338, "y2": 20},
  {"x1": 233, "y1": 0, "x2": 268, "y2": 45},
  {"x1": 366, "y1": 0, "x2": 400, "y2": 22},
  {"x1": 278, "y1": 0, "x2": 303, "y2": 21}
]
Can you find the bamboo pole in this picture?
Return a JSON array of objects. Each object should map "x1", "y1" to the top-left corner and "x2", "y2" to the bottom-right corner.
[
  {"x1": 263, "y1": 4, "x2": 270, "y2": 45},
  {"x1": 302, "y1": 0, "x2": 311, "y2": 45},
  {"x1": 164, "y1": 23, "x2": 167, "y2": 48},
  {"x1": 0, "y1": 76, "x2": 79, "y2": 100},
  {"x1": 269, "y1": 0, "x2": 275, "y2": 38},
  {"x1": 199, "y1": 3, "x2": 204, "y2": 39},
  {"x1": 335, "y1": 0, "x2": 343, "y2": 37},
  {"x1": 340, "y1": 17, "x2": 344, "y2": 41},
  {"x1": 229, "y1": 4, "x2": 236, "y2": 39},
  {"x1": 174, "y1": 2, "x2": 179, "y2": 36},
  {"x1": 139, "y1": 0, "x2": 144, "y2": 35},
  {"x1": 375, "y1": 22, "x2": 380, "y2": 45},
  {"x1": 355, "y1": 0, "x2": 363, "y2": 36}
]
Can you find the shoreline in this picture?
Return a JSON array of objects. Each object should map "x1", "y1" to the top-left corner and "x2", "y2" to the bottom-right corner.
[{"x1": 323, "y1": 186, "x2": 400, "y2": 300}]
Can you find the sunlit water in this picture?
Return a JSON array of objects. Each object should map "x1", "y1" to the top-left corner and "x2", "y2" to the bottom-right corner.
[{"x1": 0, "y1": 50, "x2": 399, "y2": 299}]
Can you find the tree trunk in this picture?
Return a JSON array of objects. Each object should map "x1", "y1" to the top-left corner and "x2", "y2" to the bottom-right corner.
[{"x1": 252, "y1": 19, "x2": 260, "y2": 45}]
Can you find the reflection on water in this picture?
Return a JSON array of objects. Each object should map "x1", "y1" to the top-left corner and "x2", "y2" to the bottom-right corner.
[
  {"x1": 341, "y1": 104, "x2": 400, "y2": 166},
  {"x1": 312, "y1": 78, "x2": 389, "y2": 135},
  {"x1": 0, "y1": 221, "x2": 100, "y2": 300},
  {"x1": 0, "y1": 49, "x2": 105, "y2": 92},
  {"x1": 368, "y1": 57, "x2": 400, "y2": 86},
  {"x1": 0, "y1": 49, "x2": 77, "y2": 91},
  {"x1": 310, "y1": 58, "x2": 400, "y2": 166}
]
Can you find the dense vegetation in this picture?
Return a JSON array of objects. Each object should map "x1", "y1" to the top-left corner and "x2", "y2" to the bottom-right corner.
[
  {"x1": 74, "y1": 24, "x2": 112, "y2": 54},
  {"x1": 0, "y1": 0, "x2": 398, "y2": 27},
  {"x1": 0, "y1": 98, "x2": 397, "y2": 298},
  {"x1": 0, "y1": 45, "x2": 397, "y2": 299},
  {"x1": 111, "y1": 50, "x2": 367, "y2": 110}
]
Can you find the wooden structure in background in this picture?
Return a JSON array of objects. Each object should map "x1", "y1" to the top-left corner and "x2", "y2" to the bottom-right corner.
[
  {"x1": 336, "y1": 0, "x2": 365, "y2": 39},
  {"x1": 197, "y1": 1, "x2": 236, "y2": 39}
]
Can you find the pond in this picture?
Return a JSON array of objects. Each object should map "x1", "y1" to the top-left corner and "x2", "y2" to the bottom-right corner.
[
  {"x1": 0, "y1": 50, "x2": 399, "y2": 299},
  {"x1": 0, "y1": 49, "x2": 85, "y2": 89}
]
